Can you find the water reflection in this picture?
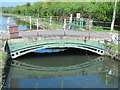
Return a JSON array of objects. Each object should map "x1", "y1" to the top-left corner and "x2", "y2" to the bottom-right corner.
[
  {"x1": 1, "y1": 16, "x2": 28, "y2": 30},
  {"x1": 5, "y1": 56, "x2": 119, "y2": 88}
]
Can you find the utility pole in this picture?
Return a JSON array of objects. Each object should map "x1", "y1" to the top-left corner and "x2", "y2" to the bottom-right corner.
[{"x1": 110, "y1": 0, "x2": 117, "y2": 34}]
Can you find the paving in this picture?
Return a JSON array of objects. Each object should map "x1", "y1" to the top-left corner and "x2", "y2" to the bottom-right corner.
[
  {"x1": 18, "y1": 29, "x2": 111, "y2": 39},
  {"x1": 0, "y1": 29, "x2": 112, "y2": 40}
]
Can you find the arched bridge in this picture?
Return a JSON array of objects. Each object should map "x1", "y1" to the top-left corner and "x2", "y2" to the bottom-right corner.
[{"x1": 6, "y1": 29, "x2": 109, "y2": 59}]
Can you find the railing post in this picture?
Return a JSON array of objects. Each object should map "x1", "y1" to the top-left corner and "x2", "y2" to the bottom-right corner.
[
  {"x1": 7, "y1": 17, "x2": 10, "y2": 38},
  {"x1": 7, "y1": 17, "x2": 10, "y2": 30},
  {"x1": 29, "y1": 16, "x2": 32, "y2": 29},
  {"x1": 86, "y1": 19, "x2": 89, "y2": 30},
  {"x1": 69, "y1": 14, "x2": 72, "y2": 23},
  {"x1": 80, "y1": 18, "x2": 84, "y2": 30},
  {"x1": 37, "y1": 19, "x2": 39, "y2": 30},
  {"x1": 69, "y1": 14, "x2": 72, "y2": 29},
  {"x1": 63, "y1": 19, "x2": 66, "y2": 35},
  {"x1": 50, "y1": 16, "x2": 52, "y2": 29},
  {"x1": 88, "y1": 19, "x2": 93, "y2": 40}
]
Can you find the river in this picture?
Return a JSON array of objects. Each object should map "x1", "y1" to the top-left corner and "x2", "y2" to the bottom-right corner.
[{"x1": 1, "y1": 16, "x2": 119, "y2": 89}]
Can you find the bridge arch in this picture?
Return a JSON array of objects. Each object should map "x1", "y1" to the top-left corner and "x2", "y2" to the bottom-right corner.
[{"x1": 8, "y1": 38, "x2": 106, "y2": 59}]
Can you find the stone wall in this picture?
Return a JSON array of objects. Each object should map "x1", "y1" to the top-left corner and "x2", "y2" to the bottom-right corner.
[
  {"x1": 0, "y1": 40, "x2": 7, "y2": 89},
  {"x1": 106, "y1": 48, "x2": 120, "y2": 61}
]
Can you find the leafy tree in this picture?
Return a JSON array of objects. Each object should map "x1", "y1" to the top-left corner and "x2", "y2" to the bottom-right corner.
[{"x1": 2, "y1": 2, "x2": 120, "y2": 25}]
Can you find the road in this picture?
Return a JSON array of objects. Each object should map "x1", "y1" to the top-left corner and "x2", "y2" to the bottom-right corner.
[
  {"x1": 19, "y1": 29, "x2": 111, "y2": 38},
  {"x1": 0, "y1": 29, "x2": 111, "y2": 39}
]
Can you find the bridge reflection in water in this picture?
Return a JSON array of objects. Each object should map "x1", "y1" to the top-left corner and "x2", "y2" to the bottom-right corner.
[{"x1": 5, "y1": 55, "x2": 118, "y2": 88}]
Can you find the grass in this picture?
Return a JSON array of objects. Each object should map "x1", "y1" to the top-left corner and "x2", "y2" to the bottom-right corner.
[
  {"x1": 1, "y1": 52, "x2": 7, "y2": 60},
  {"x1": 92, "y1": 27, "x2": 120, "y2": 34},
  {"x1": 107, "y1": 44, "x2": 120, "y2": 51},
  {"x1": 0, "y1": 41, "x2": 3, "y2": 48}
]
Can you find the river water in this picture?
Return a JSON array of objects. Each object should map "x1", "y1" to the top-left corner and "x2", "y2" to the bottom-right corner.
[{"x1": 1, "y1": 16, "x2": 119, "y2": 89}]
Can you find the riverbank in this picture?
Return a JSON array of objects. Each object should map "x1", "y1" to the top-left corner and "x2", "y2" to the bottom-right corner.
[
  {"x1": 0, "y1": 40, "x2": 7, "y2": 89},
  {"x1": 105, "y1": 42, "x2": 120, "y2": 61},
  {"x1": 107, "y1": 49, "x2": 120, "y2": 61}
]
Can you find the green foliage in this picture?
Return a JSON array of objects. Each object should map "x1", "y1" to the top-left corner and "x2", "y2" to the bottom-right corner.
[
  {"x1": 104, "y1": 39, "x2": 109, "y2": 44},
  {"x1": 92, "y1": 27, "x2": 120, "y2": 34},
  {"x1": 108, "y1": 44, "x2": 120, "y2": 51},
  {"x1": 0, "y1": 41, "x2": 3, "y2": 48},
  {"x1": 2, "y1": 2, "x2": 120, "y2": 24}
]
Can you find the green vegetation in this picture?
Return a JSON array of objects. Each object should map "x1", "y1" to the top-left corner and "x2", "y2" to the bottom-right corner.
[
  {"x1": 107, "y1": 44, "x2": 120, "y2": 51},
  {"x1": 3, "y1": 2, "x2": 120, "y2": 32},
  {"x1": 104, "y1": 39, "x2": 119, "y2": 51},
  {"x1": 1, "y1": 52, "x2": 7, "y2": 60},
  {"x1": 2, "y1": 2, "x2": 120, "y2": 25},
  {"x1": 0, "y1": 42, "x2": 3, "y2": 48},
  {"x1": 92, "y1": 27, "x2": 120, "y2": 34}
]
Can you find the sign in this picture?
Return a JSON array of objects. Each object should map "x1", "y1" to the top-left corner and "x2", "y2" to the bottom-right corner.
[{"x1": 76, "y1": 13, "x2": 80, "y2": 18}]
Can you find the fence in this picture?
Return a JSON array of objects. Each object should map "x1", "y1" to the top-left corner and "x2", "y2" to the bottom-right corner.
[
  {"x1": 2, "y1": 14, "x2": 120, "y2": 31},
  {"x1": 1, "y1": 14, "x2": 120, "y2": 39}
]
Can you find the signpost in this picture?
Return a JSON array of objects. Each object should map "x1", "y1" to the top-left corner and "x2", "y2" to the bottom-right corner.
[{"x1": 76, "y1": 13, "x2": 80, "y2": 18}]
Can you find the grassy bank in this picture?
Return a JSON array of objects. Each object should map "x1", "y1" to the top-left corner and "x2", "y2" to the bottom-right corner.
[
  {"x1": 92, "y1": 27, "x2": 120, "y2": 34},
  {"x1": 107, "y1": 44, "x2": 120, "y2": 51}
]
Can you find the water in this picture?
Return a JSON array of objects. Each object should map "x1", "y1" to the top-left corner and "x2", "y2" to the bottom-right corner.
[
  {"x1": 1, "y1": 16, "x2": 119, "y2": 88},
  {"x1": 5, "y1": 51, "x2": 119, "y2": 88},
  {"x1": 0, "y1": 16, "x2": 28, "y2": 30}
]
